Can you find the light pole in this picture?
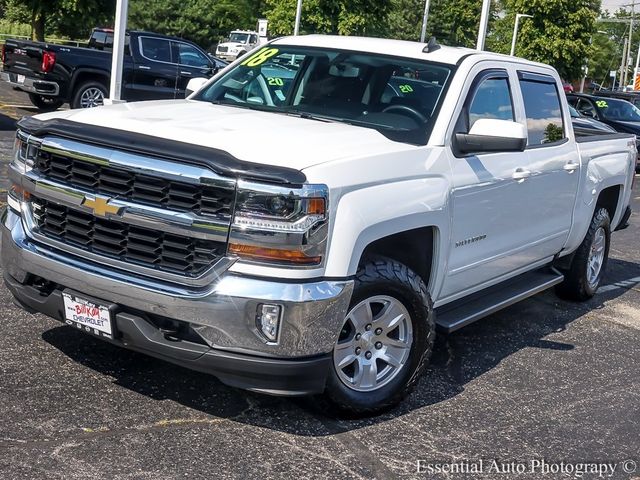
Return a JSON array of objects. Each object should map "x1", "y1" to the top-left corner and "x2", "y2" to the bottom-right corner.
[
  {"x1": 510, "y1": 13, "x2": 532, "y2": 56},
  {"x1": 294, "y1": 0, "x2": 303, "y2": 35},
  {"x1": 476, "y1": 0, "x2": 492, "y2": 51},
  {"x1": 107, "y1": 0, "x2": 128, "y2": 104},
  {"x1": 420, "y1": 0, "x2": 431, "y2": 43},
  {"x1": 580, "y1": 30, "x2": 608, "y2": 93}
]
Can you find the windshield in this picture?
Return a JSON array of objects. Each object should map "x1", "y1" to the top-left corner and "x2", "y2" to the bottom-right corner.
[
  {"x1": 596, "y1": 97, "x2": 640, "y2": 121},
  {"x1": 194, "y1": 45, "x2": 453, "y2": 144},
  {"x1": 229, "y1": 33, "x2": 250, "y2": 44}
]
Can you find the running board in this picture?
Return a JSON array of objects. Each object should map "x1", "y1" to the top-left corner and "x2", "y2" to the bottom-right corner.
[{"x1": 435, "y1": 268, "x2": 564, "y2": 333}]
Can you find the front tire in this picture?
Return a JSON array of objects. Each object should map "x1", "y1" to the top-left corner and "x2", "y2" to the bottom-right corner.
[
  {"x1": 321, "y1": 257, "x2": 435, "y2": 416},
  {"x1": 28, "y1": 93, "x2": 63, "y2": 111},
  {"x1": 71, "y1": 81, "x2": 107, "y2": 109},
  {"x1": 556, "y1": 207, "x2": 611, "y2": 301}
]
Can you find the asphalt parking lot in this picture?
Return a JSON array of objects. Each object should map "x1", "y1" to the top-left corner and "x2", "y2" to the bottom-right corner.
[{"x1": 0, "y1": 84, "x2": 639, "y2": 480}]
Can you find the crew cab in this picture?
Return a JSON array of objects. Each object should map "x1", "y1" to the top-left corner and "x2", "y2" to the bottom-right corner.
[
  {"x1": 2, "y1": 36, "x2": 635, "y2": 416},
  {"x1": 0, "y1": 29, "x2": 220, "y2": 110}
]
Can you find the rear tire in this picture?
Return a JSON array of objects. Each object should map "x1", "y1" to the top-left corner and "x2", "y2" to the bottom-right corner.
[
  {"x1": 556, "y1": 207, "x2": 611, "y2": 301},
  {"x1": 71, "y1": 81, "x2": 107, "y2": 109},
  {"x1": 28, "y1": 93, "x2": 63, "y2": 111},
  {"x1": 320, "y1": 257, "x2": 435, "y2": 417}
]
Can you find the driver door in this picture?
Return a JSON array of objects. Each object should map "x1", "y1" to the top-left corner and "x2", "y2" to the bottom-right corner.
[{"x1": 439, "y1": 66, "x2": 541, "y2": 301}]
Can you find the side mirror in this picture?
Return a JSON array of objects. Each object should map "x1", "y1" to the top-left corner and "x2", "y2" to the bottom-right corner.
[
  {"x1": 185, "y1": 77, "x2": 209, "y2": 98},
  {"x1": 455, "y1": 118, "x2": 527, "y2": 155}
]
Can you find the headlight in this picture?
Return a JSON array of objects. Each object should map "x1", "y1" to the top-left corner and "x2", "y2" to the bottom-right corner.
[
  {"x1": 12, "y1": 130, "x2": 38, "y2": 174},
  {"x1": 229, "y1": 181, "x2": 328, "y2": 267}
]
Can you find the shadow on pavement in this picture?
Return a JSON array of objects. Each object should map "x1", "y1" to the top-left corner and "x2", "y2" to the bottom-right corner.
[
  {"x1": 41, "y1": 257, "x2": 638, "y2": 435},
  {"x1": 0, "y1": 112, "x2": 16, "y2": 131}
]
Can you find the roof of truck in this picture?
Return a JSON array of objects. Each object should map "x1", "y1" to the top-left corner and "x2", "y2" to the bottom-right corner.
[{"x1": 271, "y1": 35, "x2": 548, "y2": 68}]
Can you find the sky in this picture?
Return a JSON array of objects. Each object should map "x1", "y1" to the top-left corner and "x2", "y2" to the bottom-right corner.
[{"x1": 601, "y1": 0, "x2": 635, "y2": 13}]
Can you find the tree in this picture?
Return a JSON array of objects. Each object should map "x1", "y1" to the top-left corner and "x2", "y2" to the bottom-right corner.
[
  {"x1": 128, "y1": 0, "x2": 260, "y2": 49},
  {"x1": 264, "y1": 0, "x2": 391, "y2": 37},
  {"x1": 2, "y1": 0, "x2": 114, "y2": 41},
  {"x1": 496, "y1": 0, "x2": 601, "y2": 81}
]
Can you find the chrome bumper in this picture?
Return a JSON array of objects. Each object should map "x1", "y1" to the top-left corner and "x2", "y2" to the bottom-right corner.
[
  {"x1": 1, "y1": 208, "x2": 354, "y2": 358},
  {"x1": 0, "y1": 71, "x2": 60, "y2": 96}
]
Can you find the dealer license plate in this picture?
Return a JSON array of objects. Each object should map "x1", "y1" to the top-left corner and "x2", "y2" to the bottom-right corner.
[
  {"x1": 17, "y1": 74, "x2": 25, "y2": 84},
  {"x1": 62, "y1": 293, "x2": 113, "y2": 339}
]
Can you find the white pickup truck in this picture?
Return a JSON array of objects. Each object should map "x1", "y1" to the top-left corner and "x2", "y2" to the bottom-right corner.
[{"x1": 2, "y1": 36, "x2": 635, "y2": 415}]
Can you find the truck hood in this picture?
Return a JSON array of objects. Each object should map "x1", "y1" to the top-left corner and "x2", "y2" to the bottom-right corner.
[{"x1": 35, "y1": 100, "x2": 412, "y2": 172}]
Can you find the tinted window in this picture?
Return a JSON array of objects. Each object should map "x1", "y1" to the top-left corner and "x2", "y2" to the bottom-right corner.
[
  {"x1": 468, "y1": 77, "x2": 514, "y2": 128},
  {"x1": 175, "y1": 42, "x2": 209, "y2": 67},
  {"x1": 140, "y1": 37, "x2": 172, "y2": 63},
  {"x1": 594, "y1": 97, "x2": 640, "y2": 121},
  {"x1": 520, "y1": 79, "x2": 565, "y2": 145},
  {"x1": 576, "y1": 98, "x2": 597, "y2": 118}
]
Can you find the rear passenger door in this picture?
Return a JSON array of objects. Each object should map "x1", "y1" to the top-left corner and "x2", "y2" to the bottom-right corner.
[
  {"x1": 518, "y1": 71, "x2": 580, "y2": 256},
  {"x1": 131, "y1": 36, "x2": 178, "y2": 100}
]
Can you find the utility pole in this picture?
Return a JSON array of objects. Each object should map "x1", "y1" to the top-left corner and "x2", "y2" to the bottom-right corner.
[
  {"x1": 624, "y1": 2, "x2": 635, "y2": 86},
  {"x1": 294, "y1": 0, "x2": 303, "y2": 35},
  {"x1": 620, "y1": 36, "x2": 629, "y2": 89},
  {"x1": 420, "y1": 0, "x2": 431, "y2": 43},
  {"x1": 107, "y1": 0, "x2": 128, "y2": 103},
  {"x1": 476, "y1": 0, "x2": 491, "y2": 50}
]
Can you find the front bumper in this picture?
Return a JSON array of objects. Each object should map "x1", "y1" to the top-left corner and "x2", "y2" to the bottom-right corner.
[
  {"x1": 1, "y1": 208, "x2": 353, "y2": 395},
  {"x1": 0, "y1": 71, "x2": 60, "y2": 96}
]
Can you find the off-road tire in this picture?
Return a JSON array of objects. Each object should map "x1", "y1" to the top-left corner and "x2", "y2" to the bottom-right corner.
[
  {"x1": 320, "y1": 257, "x2": 435, "y2": 417},
  {"x1": 28, "y1": 93, "x2": 64, "y2": 111},
  {"x1": 556, "y1": 207, "x2": 611, "y2": 301}
]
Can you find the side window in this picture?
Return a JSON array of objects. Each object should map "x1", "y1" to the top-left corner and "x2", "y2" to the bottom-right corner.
[
  {"x1": 519, "y1": 77, "x2": 566, "y2": 146},
  {"x1": 140, "y1": 37, "x2": 172, "y2": 63},
  {"x1": 175, "y1": 42, "x2": 210, "y2": 67},
  {"x1": 250, "y1": 35, "x2": 258, "y2": 44},
  {"x1": 467, "y1": 77, "x2": 514, "y2": 129}
]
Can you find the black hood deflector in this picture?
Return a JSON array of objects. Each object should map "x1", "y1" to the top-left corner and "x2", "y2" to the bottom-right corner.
[{"x1": 18, "y1": 116, "x2": 307, "y2": 186}]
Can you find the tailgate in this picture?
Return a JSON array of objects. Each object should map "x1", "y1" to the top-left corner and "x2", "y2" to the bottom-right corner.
[{"x1": 2, "y1": 39, "x2": 47, "y2": 75}]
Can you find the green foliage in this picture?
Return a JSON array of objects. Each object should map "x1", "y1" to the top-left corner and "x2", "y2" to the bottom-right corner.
[
  {"x1": 129, "y1": 0, "x2": 259, "y2": 49},
  {"x1": 496, "y1": 0, "x2": 601, "y2": 80},
  {"x1": 0, "y1": 0, "x2": 113, "y2": 41},
  {"x1": 0, "y1": 19, "x2": 31, "y2": 39},
  {"x1": 264, "y1": 0, "x2": 391, "y2": 37}
]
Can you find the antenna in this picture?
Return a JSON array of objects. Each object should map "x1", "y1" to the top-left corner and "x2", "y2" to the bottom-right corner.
[{"x1": 423, "y1": 37, "x2": 440, "y2": 53}]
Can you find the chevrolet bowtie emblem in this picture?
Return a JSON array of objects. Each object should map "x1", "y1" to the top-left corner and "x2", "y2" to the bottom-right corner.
[{"x1": 81, "y1": 196, "x2": 121, "y2": 217}]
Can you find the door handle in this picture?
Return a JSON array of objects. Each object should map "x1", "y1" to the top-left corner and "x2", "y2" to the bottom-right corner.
[
  {"x1": 512, "y1": 168, "x2": 531, "y2": 181},
  {"x1": 138, "y1": 65, "x2": 151, "y2": 70},
  {"x1": 563, "y1": 161, "x2": 579, "y2": 173},
  {"x1": 180, "y1": 71, "x2": 192, "y2": 75}
]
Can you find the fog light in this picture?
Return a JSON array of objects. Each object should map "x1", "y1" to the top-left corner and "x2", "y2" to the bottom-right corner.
[{"x1": 257, "y1": 304, "x2": 282, "y2": 342}]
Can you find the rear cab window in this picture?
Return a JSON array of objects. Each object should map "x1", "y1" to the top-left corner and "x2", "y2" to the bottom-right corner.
[{"x1": 518, "y1": 71, "x2": 566, "y2": 146}]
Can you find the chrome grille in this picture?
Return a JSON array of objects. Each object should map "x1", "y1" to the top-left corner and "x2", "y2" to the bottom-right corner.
[
  {"x1": 17, "y1": 132, "x2": 237, "y2": 282},
  {"x1": 32, "y1": 197, "x2": 224, "y2": 276},
  {"x1": 34, "y1": 150, "x2": 234, "y2": 217}
]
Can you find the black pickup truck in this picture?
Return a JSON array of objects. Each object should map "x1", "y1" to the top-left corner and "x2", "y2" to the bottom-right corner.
[{"x1": 0, "y1": 28, "x2": 225, "y2": 110}]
